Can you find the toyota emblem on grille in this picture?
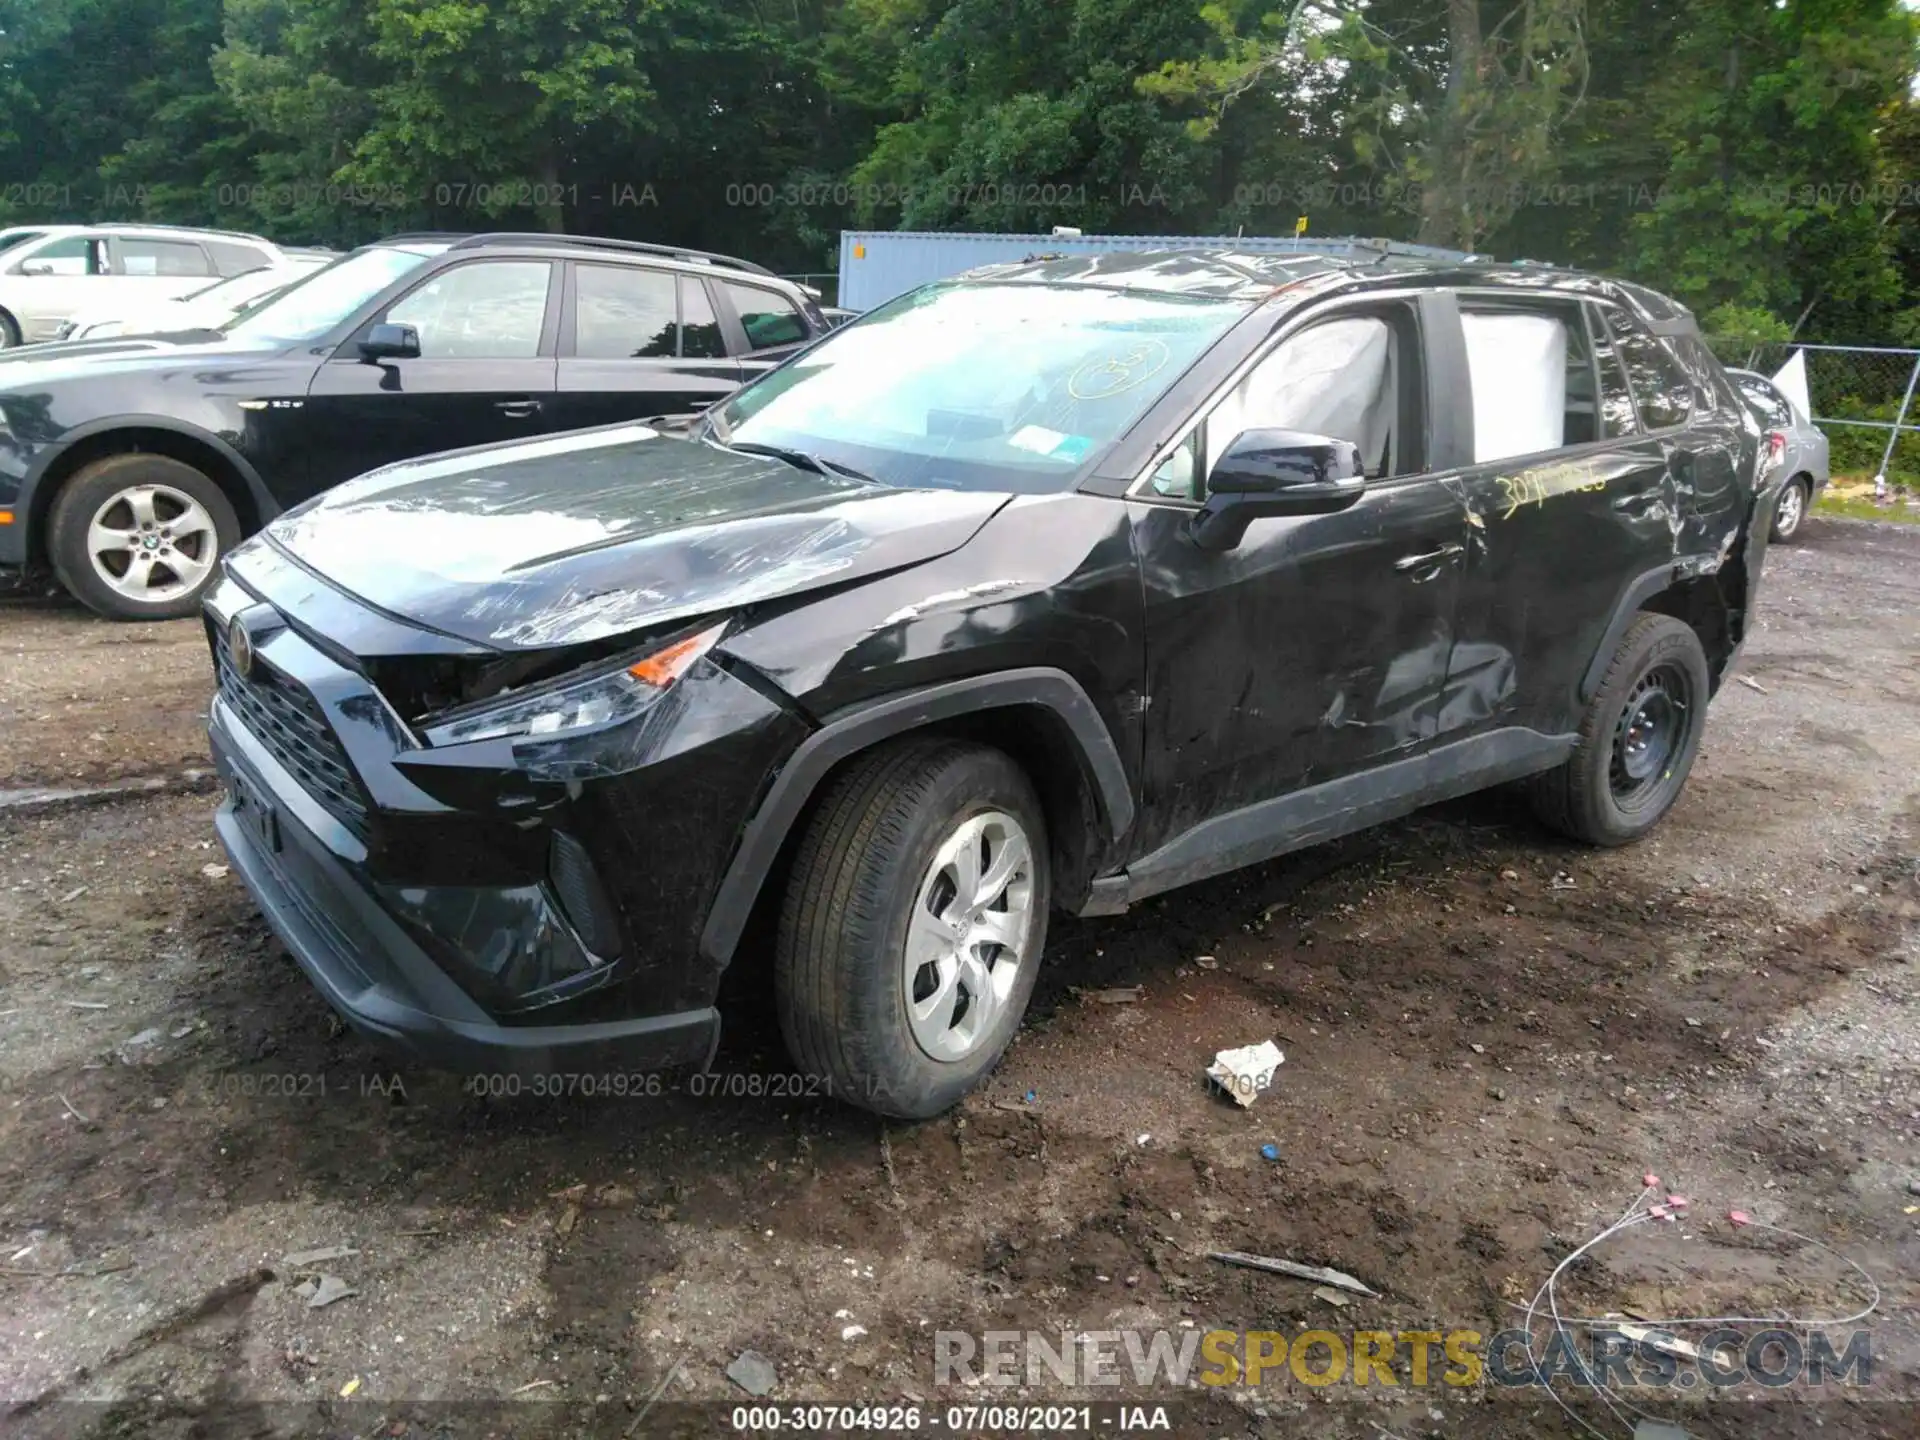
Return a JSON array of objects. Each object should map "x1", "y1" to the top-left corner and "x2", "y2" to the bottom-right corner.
[{"x1": 229, "y1": 615, "x2": 255, "y2": 680}]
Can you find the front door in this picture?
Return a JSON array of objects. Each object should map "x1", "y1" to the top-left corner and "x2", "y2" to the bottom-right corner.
[
  {"x1": 5, "y1": 234, "x2": 109, "y2": 341},
  {"x1": 1130, "y1": 305, "x2": 1469, "y2": 855},
  {"x1": 551, "y1": 263, "x2": 743, "y2": 430},
  {"x1": 302, "y1": 259, "x2": 560, "y2": 497}
]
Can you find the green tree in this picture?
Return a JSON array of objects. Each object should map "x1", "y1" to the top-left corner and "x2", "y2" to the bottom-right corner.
[
  {"x1": 1142, "y1": 0, "x2": 1591, "y2": 250},
  {"x1": 1619, "y1": 0, "x2": 1916, "y2": 340}
]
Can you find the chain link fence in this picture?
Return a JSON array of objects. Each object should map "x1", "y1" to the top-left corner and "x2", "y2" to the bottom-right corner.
[{"x1": 1711, "y1": 340, "x2": 1920, "y2": 494}]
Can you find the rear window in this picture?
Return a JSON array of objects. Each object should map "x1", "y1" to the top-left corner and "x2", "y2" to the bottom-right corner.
[
  {"x1": 1735, "y1": 376, "x2": 1792, "y2": 428},
  {"x1": 120, "y1": 239, "x2": 214, "y2": 278},
  {"x1": 723, "y1": 282, "x2": 809, "y2": 350},
  {"x1": 1601, "y1": 306, "x2": 1693, "y2": 431}
]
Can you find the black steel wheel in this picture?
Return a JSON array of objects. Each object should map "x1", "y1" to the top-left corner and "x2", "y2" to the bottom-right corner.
[{"x1": 1530, "y1": 613, "x2": 1710, "y2": 846}]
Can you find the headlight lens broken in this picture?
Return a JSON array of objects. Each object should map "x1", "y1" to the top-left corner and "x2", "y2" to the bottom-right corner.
[{"x1": 422, "y1": 623, "x2": 725, "y2": 747}]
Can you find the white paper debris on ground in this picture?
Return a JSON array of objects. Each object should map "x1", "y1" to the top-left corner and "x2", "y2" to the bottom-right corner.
[{"x1": 1206, "y1": 1039, "x2": 1285, "y2": 1107}]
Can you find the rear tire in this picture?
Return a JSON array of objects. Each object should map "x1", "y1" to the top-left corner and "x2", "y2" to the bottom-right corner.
[
  {"x1": 48, "y1": 453, "x2": 239, "y2": 621},
  {"x1": 775, "y1": 738, "x2": 1049, "y2": 1119},
  {"x1": 1529, "y1": 613, "x2": 1710, "y2": 846},
  {"x1": 1770, "y1": 475, "x2": 1810, "y2": 543}
]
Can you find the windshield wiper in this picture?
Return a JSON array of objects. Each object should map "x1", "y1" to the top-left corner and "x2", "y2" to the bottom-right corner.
[{"x1": 722, "y1": 440, "x2": 879, "y2": 486}]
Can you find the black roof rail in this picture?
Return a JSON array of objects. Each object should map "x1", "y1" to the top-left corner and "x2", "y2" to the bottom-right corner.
[
  {"x1": 444, "y1": 232, "x2": 777, "y2": 278},
  {"x1": 377, "y1": 231, "x2": 471, "y2": 245}
]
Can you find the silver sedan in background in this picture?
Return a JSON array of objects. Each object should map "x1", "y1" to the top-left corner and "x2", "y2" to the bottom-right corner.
[{"x1": 1729, "y1": 367, "x2": 1830, "y2": 543}]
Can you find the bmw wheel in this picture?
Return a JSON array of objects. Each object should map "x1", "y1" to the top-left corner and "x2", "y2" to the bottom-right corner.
[
  {"x1": 776, "y1": 738, "x2": 1049, "y2": 1118},
  {"x1": 48, "y1": 454, "x2": 240, "y2": 621}
]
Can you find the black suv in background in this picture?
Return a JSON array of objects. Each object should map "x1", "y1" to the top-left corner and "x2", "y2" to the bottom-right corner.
[
  {"x1": 0, "y1": 233, "x2": 830, "y2": 619},
  {"x1": 202, "y1": 251, "x2": 1776, "y2": 1119}
]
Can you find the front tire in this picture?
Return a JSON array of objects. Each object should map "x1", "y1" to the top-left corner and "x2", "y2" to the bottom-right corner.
[
  {"x1": 1770, "y1": 475, "x2": 1810, "y2": 543},
  {"x1": 1529, "y1": 613, "x2": 1710, "y2": 846},
  {"x1": 48, "y1": 454, "x2": 239, "y2": 620},
  {"x1": 775, "y1": 738, "x2": 1049, "y2": 1119}
]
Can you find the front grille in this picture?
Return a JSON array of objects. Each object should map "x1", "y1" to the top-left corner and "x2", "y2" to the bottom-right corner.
[{"x1": 212, "y1": 624, "x2": 372, "y2": 838}]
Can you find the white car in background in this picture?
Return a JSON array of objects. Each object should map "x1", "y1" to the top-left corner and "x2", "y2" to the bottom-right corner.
[
  {"x1": 55, "y1": 250, "x2": 337, "y2": 341},
  {"x1": 0, "y1": 224, "x2": 290, "y2": 347}
]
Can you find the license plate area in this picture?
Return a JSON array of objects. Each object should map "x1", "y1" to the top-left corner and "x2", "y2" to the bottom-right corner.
[{"x1": 228, "y1": 767, "x2": 282, "y2": 854}]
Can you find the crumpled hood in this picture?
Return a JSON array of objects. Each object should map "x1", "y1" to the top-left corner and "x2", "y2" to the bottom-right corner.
[{"x1": 263, "y1": 424, "x2": 1014, "y2": 651}]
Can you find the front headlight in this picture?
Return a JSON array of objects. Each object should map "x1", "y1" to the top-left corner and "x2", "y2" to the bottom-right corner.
[{"x1": 423, "y1": 623, "x2": 726, "y2": 747}]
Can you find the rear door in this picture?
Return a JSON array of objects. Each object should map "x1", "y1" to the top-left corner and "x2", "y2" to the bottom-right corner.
[
  {"x1": 1440, "y1": 293, "x2": 1677, "y2": 738},
  {"x1": 302, "y1": 258, "x2": 560, "y2": 496},
  {"x1": 551, "y1": 262, "x2": 743, "y2": 430}
]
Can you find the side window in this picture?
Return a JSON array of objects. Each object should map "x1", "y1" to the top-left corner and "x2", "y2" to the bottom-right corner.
[
  {"x1": 723, "y1": 281, "x2": 808, "y2": 350},
  {"x1": 1460, "y1": 307, "x2": 1596, "y2": 462},
  {"x1": 1672, "y1": 334, "x2": 1740, "y2": 415},
  {"x1": 1149, "y1": 431, "x2": 1201, "y2": 500},
  {"x1": 15, "y1": 236, "x2": 103, "y2": 276},
  {"x1": 681, "y1": 278, "x2": 726, "y2": 359},
  {"x1": 1602, "y1": 306, "x2": 1693, "y2": 430},
  {"x1": 1735, "y1": 376, "x2": 1792, "y2": 427},
  {"x1": 575, "y1": 264, "x2": 677, "y2": 358},
  {"x1": 387, "y1": 261, "x2": 551, "y2": 359},
  {"x1": 1207, "y1": 315, "x2": 1403, "y2": 491},
  {"x1": 119, "y1": 240, "x2": 214, "y2": 278},
  {"x1": 1586, "y1": 305, "x2": 1639, "y2": 439},
  {"x1": 206, "y1": 240, "x2": 274, "y2": 277}
]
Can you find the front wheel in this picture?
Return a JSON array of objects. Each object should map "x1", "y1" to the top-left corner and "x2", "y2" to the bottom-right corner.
[
  {"x1": 1529, "y1": 613, "x2": 1710, "y2": 846},
  {"x1": 47, "y1": 454, "x2": 239, "y2": 620},
  {"x1": 775, "y1": 738, "x2": 1049, "y2": 1119}
]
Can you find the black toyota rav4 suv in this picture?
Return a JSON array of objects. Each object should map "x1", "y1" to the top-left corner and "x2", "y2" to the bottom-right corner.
[
  {"x1": 0, "y1": 232, "x2": 829, "y2": 619},
  {"x1": 203, "y1": 251, "x2": 1774, "y2": 1118}
]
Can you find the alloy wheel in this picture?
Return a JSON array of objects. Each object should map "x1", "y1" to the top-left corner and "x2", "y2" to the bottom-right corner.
[
  {"x1": 86, "y1": 483, "x2": 219, "y2": 604},
  {"x1": 903, "y1": 809, "x2": 1037, "y2": 1063},
  {"x1": 1775, "y1": 480, "x2": 1805, "y2": 539}
]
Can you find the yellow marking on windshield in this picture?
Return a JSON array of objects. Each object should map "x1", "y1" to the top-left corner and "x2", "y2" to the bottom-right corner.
[{"x1": 1068, "y1": 340, "x2": 1172, "y2": 400}]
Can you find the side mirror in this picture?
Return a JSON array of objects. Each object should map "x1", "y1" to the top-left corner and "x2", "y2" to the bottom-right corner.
[
  {"x1": 18, "y1": 260, "x2": 55, "y2": 277},
  {"x1": 1190, "y1": 428, "x2": 1368, "y2": 551},
  {"x1": 359, "y1": 322, "x2": 420, "y2": 362}
]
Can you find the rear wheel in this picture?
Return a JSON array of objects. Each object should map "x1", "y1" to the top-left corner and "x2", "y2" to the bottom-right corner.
[
  {"x1": 775, "y1": 738, "x2": 1049, "y2": 1119},
  {"x1": 1770, "y1": 475, "x2": 1810, "y2": 543},
  {"x1": 48, "y1": 454, "x2": 239, "y2": 620},
  {"x1": 1529, "y1": 613, "x2": 1710, "y2": 846}
]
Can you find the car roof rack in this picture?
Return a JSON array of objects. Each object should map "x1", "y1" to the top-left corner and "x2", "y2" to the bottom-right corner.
[
  {"x1": 444, "y1": 232, "x2": 778, "y2": 278},
  {"x1": 93, "y1": 221, "x2": 279, "y2": 245}
]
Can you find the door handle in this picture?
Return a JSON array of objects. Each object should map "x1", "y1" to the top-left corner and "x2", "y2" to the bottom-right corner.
[
  {"x1": 494, "y1": 399, "x2": 541, "y2": 419},
  {"x1": 1394, "y1": 542, "x2": 1464, "y2": 573}
]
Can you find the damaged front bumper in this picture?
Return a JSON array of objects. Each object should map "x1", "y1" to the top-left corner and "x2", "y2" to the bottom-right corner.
[{"x1": 203, "y1": 569, "x2": 807, "y2": 1077}]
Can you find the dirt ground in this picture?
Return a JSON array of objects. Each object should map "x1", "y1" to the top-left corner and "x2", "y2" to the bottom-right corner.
[{"x1": 2, "y1": 516, "x2": 1917, "y2": 1440}]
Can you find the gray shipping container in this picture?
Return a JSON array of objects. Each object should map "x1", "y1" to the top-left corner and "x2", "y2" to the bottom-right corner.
[{"x1": 835, "y1": 230, "x2": 1478, "y2": 312}]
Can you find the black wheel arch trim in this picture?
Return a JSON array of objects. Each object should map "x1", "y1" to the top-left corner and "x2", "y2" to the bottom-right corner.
[
  {"x1": 698, "y1": 667, "x2": 1134, "y2": 966},
  {"x1": 1580, "y1": 564, "x2": 1684, "y2": 703},
  {"x1": 22, "y1": 414, "x2": 280, "y2": 548}
]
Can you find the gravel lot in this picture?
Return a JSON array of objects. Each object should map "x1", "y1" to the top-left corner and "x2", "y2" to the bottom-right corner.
[{"x1": 1, "y1": 516, "x2": 1917, "y2": 1439}]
